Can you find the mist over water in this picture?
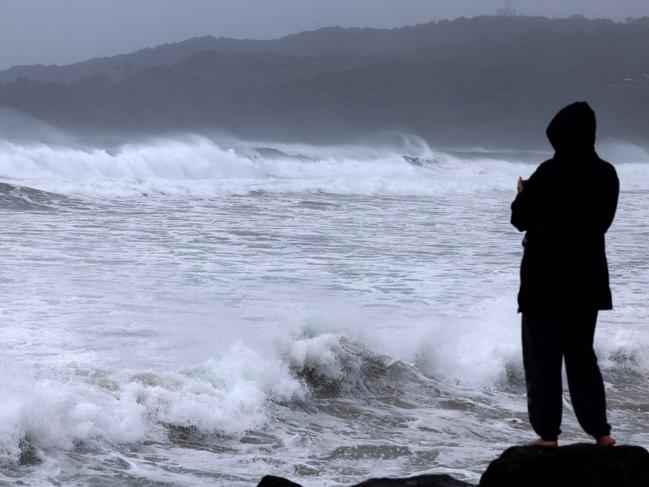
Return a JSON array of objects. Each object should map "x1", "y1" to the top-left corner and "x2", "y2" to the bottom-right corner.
[{"x1": 0, "y1": 133, "x2": 648, "y2": 486}]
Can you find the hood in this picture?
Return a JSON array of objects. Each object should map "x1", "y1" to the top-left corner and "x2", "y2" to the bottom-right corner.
[{"x1": 546, "y1": 101, "x2": 596, "y2": 154}]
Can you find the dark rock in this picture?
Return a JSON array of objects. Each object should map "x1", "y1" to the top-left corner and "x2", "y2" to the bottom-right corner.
[
  {"x1": 258, "y1": 444, "x2": 649, "y2": 487},
  {"x1": 480, "y1": 444, "x2": 649, "y2": 487},
  {"x1": 354, "y1": 474, "x2": 474, "y2": 486},
  {"x1": 257, "y1": 476, "x2": 303, "y2": 487},
  {"x1": 257, "y1": 474, "x2": 474, "y2": 487}
]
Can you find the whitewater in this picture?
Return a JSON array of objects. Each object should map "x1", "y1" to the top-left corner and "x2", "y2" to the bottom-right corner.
[{"x1": 0, "y1": 135, "x2": 647, "y2": 486}]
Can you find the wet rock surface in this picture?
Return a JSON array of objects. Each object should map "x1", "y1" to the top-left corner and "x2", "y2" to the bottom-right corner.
[
  {"x1": 258, "y1": 444, "x2": 649, "y2": 487},
  {"x1": 480, "y1": 444, "x2": 649, "y2": 487},
  {"x1": 257, "y1": 473, "x2": 474, "y2": 487}
]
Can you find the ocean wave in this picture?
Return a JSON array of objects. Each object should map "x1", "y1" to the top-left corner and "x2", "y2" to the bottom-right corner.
[
  {"x1": 0, "y1": 181, "x2": 83, "y2": 210},
  {"x1": 0, "y1": 135, "x2": 542, "y2": 199},
  {"x1": 0, "y1": 343, "x2": 304, "y2": 466},
  {"x1": 4, "y1": 321, "x2": 647, "y2": 468},
  {"x1": 284, "y1": 333, "x2": 430, "y2": 398},
  {"x1": 1, "y1": 136, "x2": 647, "y2": 199},
  {"x1": 0, "y1": 328, "x2": 511, "y2": 466},
  {"x1": 0, "y1": 334, "x2": 417, "y2": 465}
]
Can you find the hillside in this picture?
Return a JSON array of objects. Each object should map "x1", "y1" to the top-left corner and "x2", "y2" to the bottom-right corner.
[{"x1": 1, "y1": 16, "x2": 648, "y2": 148}]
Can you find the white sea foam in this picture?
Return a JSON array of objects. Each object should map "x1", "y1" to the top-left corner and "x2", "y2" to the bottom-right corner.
[
  {"x1": 1, "y1": 135, "x2": 647, "y2": 200},
  {"x1": 0, "y1": 135, "x2": 555, "y2": 198},
  {"x1": 0, "y1": 342, "x2": 306, "y2": 466},
  {"x1": 0, "y1": 134, "x2": 647, "y2": 485}
]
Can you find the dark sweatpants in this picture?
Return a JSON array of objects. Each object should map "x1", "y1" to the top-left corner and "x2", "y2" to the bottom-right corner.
[{"x1": 522, "y1": 310, "x2": 611, "y2": 441}]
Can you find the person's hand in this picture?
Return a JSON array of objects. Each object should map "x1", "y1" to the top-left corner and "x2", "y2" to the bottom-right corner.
[{"x1": 517, "y1": 176, "x2": 524, "y2": 193}]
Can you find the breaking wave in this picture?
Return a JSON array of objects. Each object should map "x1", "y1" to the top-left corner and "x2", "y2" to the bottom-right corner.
[
  {"x1": 1, "y1": 135, "x2": 647, "y2": 200},
  {"x1": 0, "y1": 135, "x2": 553, "y2": 199},
  {"x1": 3, "y1": 322, "x2": 648, "y2": 469}
]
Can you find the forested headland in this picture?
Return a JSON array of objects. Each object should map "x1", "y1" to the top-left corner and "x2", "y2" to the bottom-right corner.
[{"x1": 1, "y1": 15, "x2": 648, "y2": 149}]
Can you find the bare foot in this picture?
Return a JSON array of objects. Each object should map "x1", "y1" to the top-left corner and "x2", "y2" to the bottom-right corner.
[
  {"x1": 596, "y1": 435, "x2": 616, "y2": 447},
  {"x1": 528, "y1": 438, "x2": 558, "y2": 448}
]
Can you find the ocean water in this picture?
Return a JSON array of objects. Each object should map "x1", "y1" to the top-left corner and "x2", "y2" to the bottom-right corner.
[{"x1": 0, "y1": 135, "x2": 647, "y2": 486}]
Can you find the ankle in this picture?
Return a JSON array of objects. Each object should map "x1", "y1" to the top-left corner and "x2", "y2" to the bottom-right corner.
[
  {"x1": 529, "y1": 438, "x2": 559, "y2": 448},
  {"x1": 596, "y1": 435, "x2": 616, "y2": 446}
]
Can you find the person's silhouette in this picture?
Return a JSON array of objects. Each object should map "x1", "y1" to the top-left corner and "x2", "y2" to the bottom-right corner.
[{"x1": 511, "y1": 101, "x2": 619, "y2": 448}]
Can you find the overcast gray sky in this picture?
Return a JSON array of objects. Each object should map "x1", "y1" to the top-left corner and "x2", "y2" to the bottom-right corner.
[{"x1": 1, "y1": 0, "x2": 648, "y2": 70}]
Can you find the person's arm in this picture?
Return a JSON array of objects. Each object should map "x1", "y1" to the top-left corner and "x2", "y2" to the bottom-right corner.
[{"x1": 511, "y1": 165, "x2": 544, "y2": 232}]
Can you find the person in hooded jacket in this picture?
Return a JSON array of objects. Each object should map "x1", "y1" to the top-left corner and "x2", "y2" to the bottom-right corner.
[{"x1": 511, "y1": 101, "x2": 619, "y2": 448}]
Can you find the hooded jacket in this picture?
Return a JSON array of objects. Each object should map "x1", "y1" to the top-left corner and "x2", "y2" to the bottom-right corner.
[{"x1": 511, "y1": 102, "x2": 619, "y2": 312}]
